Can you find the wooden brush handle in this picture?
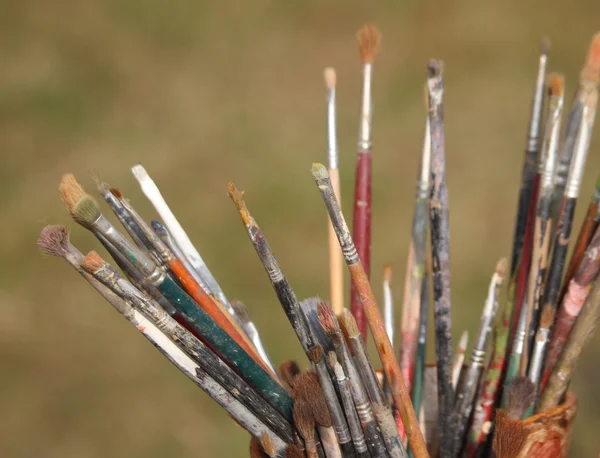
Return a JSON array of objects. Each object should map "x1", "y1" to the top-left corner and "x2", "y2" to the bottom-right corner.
[{"x1": 328, "y1": 167, "x2": 344, "y2": 315}]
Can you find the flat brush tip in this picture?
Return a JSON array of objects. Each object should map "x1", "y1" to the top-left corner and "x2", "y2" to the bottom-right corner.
[
  {"x1": 307, "y1": 344, "x2": 323, "y2": 363},
  {"x1": 38, "y1": 225, "x2": 70, "y2": 257},
  {"x1": 496, "y1": 257, "x2": 508, "y2": 278},
  {"x1": 317, "y1": 301, "x2": 338, "y2": 337},
  {"x1": 81, "y1": 250, "x2": 105, "y2": 273},
  {"x1": 357, "y1": 23, "x2": 381, "y2": 63},
  {"x1": 59, "y1": 173, "x2": 86, "y2": 211},
  {"x1": 340, "y1": 309, "x2": 360, "y2": 339},
  {"x1": 293, "y1": 399, "x2": 315, "y2": 441},
  {"x1": 540, "y1": 305, "x2": 555, "y2": 329},
  {"x1": 547, "y1": 72, "x2": 565, "y2": 97},
  {"x1": 311, "y1": 162, "x2": 329, "y2": 179},
  {"x1": 582, "y1": 32, "x2": 600, "y2": 82},
  {"x1": 131, "y1": 164, "x2": 150, "y2": 182},
  {"x1": 458, "y1": 330, "x2": 469, "y2": 351},
  {"x1": 324, "y1": 67, "x2": 336, "y2": 89},
  {"x1": 383, "y1": 263, "x2": 393, "y2": 282},
  {"x1": 507, "y1": 376, "x2": 536, "y2": 420},
  {"x1": 109, "y1": 187, "x2": 124, "y2": 200}
]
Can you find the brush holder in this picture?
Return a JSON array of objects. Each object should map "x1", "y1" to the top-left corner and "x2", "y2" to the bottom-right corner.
[{"x1": 493, "y1": 391, "x2": 577, "y2": 458}]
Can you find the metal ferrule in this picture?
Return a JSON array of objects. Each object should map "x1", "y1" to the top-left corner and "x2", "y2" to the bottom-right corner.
[
  {"x1": 355, "y1": 401, "x2": 374, "y2": 424},
  {"x1": 327, "y1": 87, "x2": 338, "y2": 169},
  {"x1": 383, "y1": 279, "x2": 394, "y2": 344},
  {"x1": 528, "y1": 329, "x2": 549, "y2": 384},
  {"x1": 417, "y1": 117, "x2": 432, "y2": 199},
  {"x1": 527, "y1": 53, "x2": 548, "y2": 153},
  {"x1": 93, "y1": 215, "x2": 157, "y2": 277},
  {"x1": 540, "y1": 93, "x2": 564, "y2": 190},
  {"x1": 470, "y1": 349, "x2": 485, "y2": 367},
  {"x1": 565, "y1": 88, "x2": 598, "y2": 198},
  {"x1": 358, "y1": 63, "x2": 373, "y2": 153},
  {"x1": 146, "y1": 266, "x2": 167, "y2": 286}
]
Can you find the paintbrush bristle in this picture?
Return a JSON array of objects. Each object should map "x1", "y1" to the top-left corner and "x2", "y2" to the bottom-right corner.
[
  {"x1": 540, "y1": 36, "x2": 551, "y2": 56},
  {"x1": 59, "y1": 174, "x2": 86, "y2": 211},
  {"x1": 324, "y1": 67, "x2": 336, "y2": 89},
  {"x1": 109, "y1": 187, "x2": 124, "y2": 200},
  {"x1": 493, "y1": 409, "x2": 528, "y2": 458},
  {"x1": 230, "y1": 300, "x2": 252, "y2": 325},
  {"x1": 92, "y1": 173, "x2": 110, "y2": 196},
  {"x1": 496, "y1": 257, "x2": 508, "y2": 278},
  {"x1": 427, "y1": 59, "x2": 444, "y2": 78},
  {"x1": 293, "y1": 399, "x2": 315, "y2": 442},
  {"x1": 279, "y1": 360, "x2": 301, "y2": 389},
  {"x1": 72, "y1": 194, "x2": 102, "y2": 226},
  {"x1": 328, "y1": 351, "x2": 338, "y2": 369},
  {"x1": 317, "y1": 301, "x2": 338, "y2": 338},
  {"x1": 131, "y1": 164, "x2": 150, "y2": 182},
  {"x1": 285, "y1": 444, "x2": 304, "y2": 458},
  {"x1": 249, "y1": 436, "x2": 268, "y2": 458},
  {"x1": 59, "y1": 175, "x2": 102, "y2": 225},
  {"x1": 458, "y1": 330, "x2": 469, "y2": 352},
  {"x1": 294, "y1": 372, "x2": 332, "y2": 427},
  {"x1": 311, "y1": 162, "x2": 329, "y2": 179},
  {"x1": 81, "y1": 250, "x2": 105, "y2": 273},
  {"x1": 506, "y1": 376, "x2": 536, "y2": 420},
  {"x1": 357, "y1": 24, "x2": 381, "y2": 64},
  {"x1": 307, "y1": 344, "x2": 323, "y2": 364},
  {"x1": 548, "y1": 72, "x2": 565, "y2": 98},
  {"x1": 259, "y1": 432, "x2": 277, "y2": 457},
  {"x1": 339, "y1": 309, "x2": 360, "y2": 339},
  {"x1": 582, "y1": 32, "x2": 600, "y2": 82},
  {"x1": 540, "y1": 305, "x2": 555, "y2": 330},
  {"x1": 384, "y1": 264, "x2": 392, "y2": 283},
  {"x1": 38, "y1": 225, "x2": 70, "y2": 258}
]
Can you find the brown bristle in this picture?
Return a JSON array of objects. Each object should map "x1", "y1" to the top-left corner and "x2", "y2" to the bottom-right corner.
[
  {"x1": 293, "y1": 399, "x2": 315, "y2": 442},
  {"x1": 582, "y1": 32, "x2": 600, "y2": 82},
  {"x1": 540, "y1": 305, "x2": 556, "y2": 330},
  {"x1": 81, "y1": 250, "x2": 105, "y2": 273},
  {"x1": 328, "y1": 351, "x2": 338, "y2": 369},
  {"x1": 317, "y1": 301, "x2": 338, "y2": 338},
  {"x1": 294, "y1": 373, "x2": 332, "y2": 427},
  {"x1": 547, "y1": 72, "x2": 565, "y2": 98},
  {"x1": 38, "y1": 225, "x2": 70, "y2": 258},
  {"x1": 496, "y1": 257, "x2": 508, "y2": 278},
  {"x1": 109, "y1": 187, "x2": 124, "y2": 200},
  {"x1": 383, "y1": 264, "x2": 392, "y2": 283},
  {"x1": 339, "y1": 309, "x2": 360, "y2": 339},
  {"x1": 259, "y1": 432, "x2": 277, "y2": 457},
  {"x1": 493, "y1": 409, "x2": 528, "y2": 458},
  {"x1": 249, "y1": 436, "x2": 268, "y2": 458},
  {"x1": 357, "y1": 24, "x2": 381, "y2": 64},
  {"x1": 506, "y1": 376, "x2": 536, "y2": 420},
  {"x1": 285, "y1": 444, "x2": 304, "y2": 458},
  {"x1": 59, "y1": 173, "x2": 86, "y2": 212},
  {"x1": 279, "y1": 360, "x2": 301, "y2": 390},
  {"x1": 307, "y1": 344, "x2": 323, "y2": 364}
]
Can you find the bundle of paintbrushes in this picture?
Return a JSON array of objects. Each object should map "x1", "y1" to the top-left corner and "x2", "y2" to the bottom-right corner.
[{"x1": 38, "y1": 24, "x2": 600, "y2": 458}]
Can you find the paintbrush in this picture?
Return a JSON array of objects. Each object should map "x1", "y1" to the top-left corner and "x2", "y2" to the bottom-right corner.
[
  {"x1": 317, "y1": 303, "x2": 388, "y2": 458},
  {"x1": 525, "y1": 306, "x2": 554, "y2": 411},
  {"x1": 79, "y1": 250, "x2": 295, "y2": 437},
  {"x1": 509, "y1": 37, "x2": 550, "y2": 279},
  {"x1": 279, "y1": 360, "x2": 301, "y2": 392},
  {"x1": 330, "y1": 354, "x2": 371, "y2": 458},
  {"x1": 311, "y1": 163, "x2": 428, "y2": 458},
  {"x1": 295, "y1": 372, "x2": 343, "y2": 458},
  {"x1": 451, "y1": 331, "x2": 469, "y2": 390},
  {"x1": 426, "y1": 59, "x2": 456, "y2": 457},
  {"x1": 550, "y1": 33, "x2": 600, "y2": 231},
  {"x1": 285, "y1": 444, "x2": 306, "y2": 458},
  {"x1": 521, "y1": 73, "x2": 565, "y2": 370},
  {"x1": 307, "y1": 345, "x2": 355, "y2": 458},
  {"x1": 350, "y1": 24, "x2": 381, "y2": 341},
  {"x1": 561, "y1": 176, "x2": 600, "y2": 292},
  {"x1": 301, "y1": 297, "x2": 336, "y2": 355},
  {"x1": 324, "y1": 66, "x2": 345, "y2": 316},
  {"x1": 542, "y1": 224, "x2": 600, "y2": 388},
  {"x1": 228, "y1": 182, "x2": 316, "y2": 354},
  {"x1": 383, "y1": 265, "x2": 394, "y2": 350},
  {"x1": 340, "y1": 309, "x2": 408, "y2": 458},
  {"x1": 454, "y1": 259, "x2": 507, "y2": 450},
  {"x1": 294, "y1": 399, "x2": 319, "y2": 458}
]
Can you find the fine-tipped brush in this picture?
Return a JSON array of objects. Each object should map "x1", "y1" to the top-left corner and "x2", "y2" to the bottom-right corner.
[
  {"x1": 331, "y1": 354, "x2": 370, "y2": 458},
  {"x1": 295, "y1": 372, "x2": 343, "y2": 458},
  {"x1": 509, "y1": 37, "x2": 550, "y2": 279},
  {"x1": 80, "y1": 251, "x2": 295, "y2": 438},
  {"x1": 351, "y1": 24, "x2": 381, "y2": 341},
  {"x1": 307, "y1": 345, "x2": 355, "y2": 458},
  {"x1": 340, "y1": 309, "x2": 408, "y2": 458},
  {"x1": 426, "y1": 60, "x2": 456, "y2": 457},
  {"x1": 294, "y1": 399, "x2": 318, "y2": 458},
  {"x1": 311, "y1": 164, "x2": 428, "y2": 458},
  {"x1": 542, "y1": 224, "x2": 600, "y2": 388},
  {"x1": 550, "y1": 33, "x2": 600, "y2": 230},
  {"x1": 451, "y1": 331, "x2": 469, "y2": 390},
  {"x1": 454, "y1": 259, "x2": 506, "y2": 451},
  {"x1": 317, "y1": 303, "x2": 388, "y2": 458},
  {"x1": 228, "y1": 182, "x2": 316, "y2": 354},
  {"x1": 131, "y1": 164, "x2": 233, "y2": 310},
  {"x1": 561, "y1": 175, "x2": 600, "y2": 292},
  {"x1": 521, "y1": 73, "x2": 564, "y2": 370},
  {"x1": 325, "y1": 66, "x2": 345, "y2": 316},
  {"x1": 539, "y1": 273, "x2": 600, "y2": 412},
  {"x1": 109, "y1": 186, "x2": 270, "y2": 375}
]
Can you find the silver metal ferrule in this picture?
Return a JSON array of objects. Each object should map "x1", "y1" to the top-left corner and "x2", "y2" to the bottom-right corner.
[
  {"x1": 146, "y1": 266, "x2": 167, "y2": 286},
  {"x1": 418, "y1": 116, "x2": 432, "y2": 198},
  {"x1": 358, "y1": 63, "x2": 373, "y2": 153},
  {"x1": 383, "y1": 277, "x2": 394, "y2": 345},
  {"x1": 327, "y1": 87, "x2": 339, "y2": 169},
  {"x1": 539, "y1": 92, "x2": 564, "y2": 190},
  {"x1": 528, "y1": 329, "x2": 550, "y2": 384},
  {"x1": 565, "y1": 89, "x2": 598, "y2": 198},
  {"x1": 527, "y1": 53, "x2": 548, "y2": 153}
]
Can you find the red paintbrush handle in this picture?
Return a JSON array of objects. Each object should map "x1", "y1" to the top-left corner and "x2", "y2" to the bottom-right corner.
[{"x1": 351, "y1": 152, "x2": 372, "y2": 341}]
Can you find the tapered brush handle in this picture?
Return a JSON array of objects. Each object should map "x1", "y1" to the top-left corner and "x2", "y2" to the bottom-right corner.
[
  {"x1": 329, "y1": 167, "x2": 345, "y2": 315},
  {"x1": 351, "y1": 152, "x2": 372, "y2": 341}
]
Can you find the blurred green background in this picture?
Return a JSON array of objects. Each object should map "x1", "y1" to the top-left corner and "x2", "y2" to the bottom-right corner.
[{"x1": 1, "y1": 0, "x2": 599, "y2": 456}]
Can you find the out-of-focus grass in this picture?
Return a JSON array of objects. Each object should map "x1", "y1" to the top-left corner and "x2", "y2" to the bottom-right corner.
[{"x1": 0, "y1": 1, "x2": 599, "y2": 456}]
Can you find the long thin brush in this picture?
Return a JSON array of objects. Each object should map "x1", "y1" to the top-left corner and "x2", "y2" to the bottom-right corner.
[
  {"x1": 351, "y1": 24, "x2": 381, "y2": 341},
  {"x1": 228, "y1": 183, "x2": 316, "y2": 354},
  {"x1": 331, "y1": 354, "x2": 370, "y2": 458},
  {"x1": 318, "y1": 303, "x2": 388, "y2": 458},
  {"x1": 79, "y1": 251, "x2": 295, "y2": 438},
  {"x1": 325, "y1": 66, "x2": 345, "y2": 316},
  {"x1": 550, "y1": 33, "x2": 600, "y2": 230},
  {"x1": 521, "y1": 73, "x2": 564, "y2": 371},
  {"x1": 340, "y1": 309, "x2": 408, "y2": 458},
  {"x1": 426, "y1": 60, "x2": 456, "y2": 457},
  {"x1": 509, "y1": 37, "x2": 550, "y2": 278},
  {"x1": 542, "y1": 224, "x2": 600, "y2": 388},
  {"x1": 311, "y1": 164, "x2": 428, "y2": 458},
  {"x1": 454, "y1": 259, "x2": 507, "y2": 450}
]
